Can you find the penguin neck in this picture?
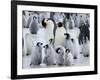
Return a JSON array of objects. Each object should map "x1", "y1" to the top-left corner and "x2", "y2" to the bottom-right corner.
[{"x1": 56, "y1": 26, "x2": 65, "y2": 32}]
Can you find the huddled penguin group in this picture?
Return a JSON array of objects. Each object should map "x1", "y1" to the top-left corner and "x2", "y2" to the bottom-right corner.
[{"x1": 22, "y1": 11, "x2": 90, "y2": 68}]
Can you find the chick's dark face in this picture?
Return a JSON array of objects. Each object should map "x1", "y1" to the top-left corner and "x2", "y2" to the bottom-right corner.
[
  {"x1": 42, "y1": 19, "x2": 46, "y2": 28},
  {"x1": 37, "y1": 42, "x2": 43, "y2": 47},
  {"x1": 56, "y1": 48, "x2": 61, "y2": 54},
  {"x1": 65, "y1": 49, "x2": 70, "y2": 53},
  {"x1": 64, "y1": 33, "x2": 70, "y2": 39},
  {"x1": 43, "y1": 44, "x2": 49, "y2": 49}
]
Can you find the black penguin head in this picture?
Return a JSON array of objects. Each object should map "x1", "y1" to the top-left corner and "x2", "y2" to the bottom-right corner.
[
  {"x1": 37, "y1": 42, "x2": 43, "y2": 47},
  {"x1": 42, "y1": 18, "x2": 54, "y2": 28},
  {"x1": 33, "y1": 16, "x2": 37, "y2": 21},
  {"x1": 64, "y1": 33, "x2": 70, "y2": 39},
  {"x1": 42, "y1": 18, "x2": 46, "y2": 28},
  {"x1": 58, "y1": 22, "x2": 63, "y2": 27},
  {"x1": 65, "y1": 49, "x2": 70, "y2": 53},
  {"x1": 49, "y1": 38, "x2": 54, "y2": 44},
  {"x1": 56, "y1": 48, "x2": 61, "y2": 54},
  {"x1": 22, "y1": 11, "x2": 25, "y2": 15},
  {"x1": 56, "y1": 47, "x2": 64, "y2": 55},
  {"x1": 43, "y1": 44, "x2": 49, "y2": 49}
]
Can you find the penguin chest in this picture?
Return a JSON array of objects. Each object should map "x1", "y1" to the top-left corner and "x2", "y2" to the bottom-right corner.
[
  {"x1": 56, "y1": 54, "x2": 64, "y2": 65},
  {"x1": 65, "y1": 53, "x2": 73, "y2": 65},
  {"x1": 45, "y1": 27, "x2": 54, "y2": 41},
  {"x1": 55, "y1": 27, "x2": 66, "y2": 46}
]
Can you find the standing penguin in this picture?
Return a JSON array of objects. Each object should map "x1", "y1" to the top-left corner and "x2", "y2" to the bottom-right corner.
[
  {"x1": 55, "y1": 46, "x2": 65, "y2": 66},
  {"x1": 26, "y1": 13, "x2": 32, "y2": 28},
  {"x1": 42, "y1": 18, "x2": 55, "y2": 44},
  {"x1": 29, "y1": 15, "x2": 39, "y2": 34},
  {"x1": 54, "y1": 22, "x2": 66, "y2": 47},
  {"x1": 72, "y1": 38, "x2": 80, "y2": 59},
  {"x1": 82, "y1": 37, "x2": 90, "y2": 57},
  {"x1": 43, "y1": 44, "x2": 56, "y2": 66},
  {"x1": 22, "y1": 11, "x2": 27, "y2": 28},
  {"x1": 64, "y1": 33, "x2": 74, "y2": 56},
  {"x1": 64, "y1": 49, "x2": 74, "y2": 66},
  {"x1": 30, "y1": 42, "x2": 43, "y2": 66}
]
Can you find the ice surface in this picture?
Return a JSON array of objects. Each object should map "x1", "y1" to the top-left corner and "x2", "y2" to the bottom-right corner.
[{"x1": 22, "y1": 53, "x2": 89, "y2": 69}]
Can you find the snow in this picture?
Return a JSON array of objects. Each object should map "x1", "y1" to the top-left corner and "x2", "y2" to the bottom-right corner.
[{"x1": 22, "y1": 53, "x2": 89, "y2": 69}]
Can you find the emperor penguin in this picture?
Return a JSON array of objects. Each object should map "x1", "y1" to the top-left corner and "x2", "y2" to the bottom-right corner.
[
  {"x1": 54, "y1": 22, "x2": 66, "y2": 47},
  {"x1": 82, "y1": 37, "x2": 90, "y2": 57},
  {"x1": 72, "y1": 38, "x2": 80, "y2": 59},
  {"x1": 30, "y1": 42, "x2": 43, "y2": 66},
  {"x1": 29, "y1": 15, "x2": 39, "y2": 34},
  {"x1": 43, "y1": 44, "x2": 56, "y2": 66},
  {"x1": 42, "y1": 18, "x2": 55, "y2": 44},
  {"x1": 23, "y1": 32, "x2": 39, "y2": 56},
  {"x1": 55, "y1": 46, "x2": 65, "y2": 66},
  {"x1": 22, "y1": 11, "x2": 27, "y2": 28},
  {"x1": 64, "y1": 33, "x2": 74, "y2": 56},
  {"x1": 64, "y1": 49, "x2": 74, "y2": 66}
]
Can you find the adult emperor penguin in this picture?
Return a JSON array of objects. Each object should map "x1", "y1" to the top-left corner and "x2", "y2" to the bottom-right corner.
[
  {"x1": 42, "y1": 18, "x2": 55, "y2": 44},
  {"x1": 54, "y1": 22, "x2": 66, "y2": 47}
]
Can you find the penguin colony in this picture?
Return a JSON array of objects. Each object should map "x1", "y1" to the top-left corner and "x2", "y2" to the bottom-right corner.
[{"x1": 22, "y1": 11, "x2": 90, "y2": 68}]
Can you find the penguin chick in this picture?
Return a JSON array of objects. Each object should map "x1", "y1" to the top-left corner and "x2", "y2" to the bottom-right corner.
[
  {"x1": 30, "y1": 42, "x2": 43, "y2": 66},
  {"x1": 64, "y1": 49, "x2": 74, "y2": 66},
  {"x1": 64, "y1": 33, "x2": 74, "y2": 56},
  {"x1": 29, "y1": 15, "x2": 39, "y2": 34},
  {"x1": 82, "y1": 37, "x2": 90, "y2": 57},
  {"x1": 55, "y1": 46, "x2": 65, "y2": 66},
  {"x1": 43, "y1": 44, "x2": 56, "y2": 66}
]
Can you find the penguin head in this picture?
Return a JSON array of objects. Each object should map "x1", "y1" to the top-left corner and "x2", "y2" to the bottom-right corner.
[
  {"x1": 64, "y1": 33, "x2": 70, "y2": 39},
  {"x1": 49, "y1": 38, "x2": 54, "y2": 44},
  {"x1": 56, "y1": 47, "x2": 64, "y2": 55},
  {"x1": 56, "y1": 48, "x2": 61, "y2": 54},
  {"x1": 57, "y1": 22, "x2": 63, "y2": 28},
  {"x1": 22, "y1": 11, "x2": 25, "y2": 16},
  {"x1": 71, "y1": 38, "x2": 75, "y2": 43},
  {"x1": 42, "y1": 18, "x2": 54, "y2": 28},
  {"x1": 65, "y1": 49, "x2": 70, "y2": 54},
  {"x1": 42, "y1": 18, "x2": 46, "y2": 28},
  {"x1": 43, "y1": 44, "x2": 49, "y2": 49},
  {"x1": 33, "y1": 16, "x2": 37, "y2": 21},
  {"x1": 37, "y1": 42, "x2": 43, "y2": 47}
]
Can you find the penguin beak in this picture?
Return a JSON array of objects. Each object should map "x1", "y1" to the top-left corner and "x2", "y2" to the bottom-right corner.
[
  {"x1": 64, "y1": 33, "x2": 69, "y2": 39},
  {"x1": 42, "y1": 19, "x2": 46, "y2": 28}
]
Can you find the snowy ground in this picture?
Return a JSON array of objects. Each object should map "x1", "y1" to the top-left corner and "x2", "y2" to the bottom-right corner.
[{"x1": 22, "y1": 53, "x2": 89, "y2": 69}]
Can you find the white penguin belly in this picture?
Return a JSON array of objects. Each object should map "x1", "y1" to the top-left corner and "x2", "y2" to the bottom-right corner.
[{"x1": 55, "y1": 27, "x2": 66, "y2": 47}]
